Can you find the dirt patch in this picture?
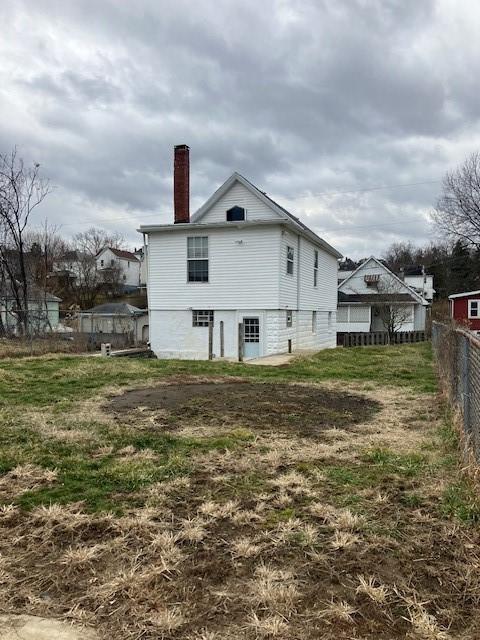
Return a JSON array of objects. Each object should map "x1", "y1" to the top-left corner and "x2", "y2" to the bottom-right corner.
[
  {"x1": 0, "y1": 614, "x2": 97, "y2": 639},
  {"x1": 108, "y1": 381, "x2": 379, "y2": 437}
]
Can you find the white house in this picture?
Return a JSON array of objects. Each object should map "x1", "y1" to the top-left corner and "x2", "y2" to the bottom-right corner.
[
  {"x1": 96, "y1": 248, "x2": 140, "y2": 291},
  {"x1": 404, "y1": 272, "x2": 435, "y2": 301},
  {"x1": 337, "y1": 257, "x2": 429, "y2": 333},
  {"x1": 138, "y1": 145, "x2": 342, "y2": 360},
  {"x1": 0, "y1": 284, "x2": 61, "y2": 334}
]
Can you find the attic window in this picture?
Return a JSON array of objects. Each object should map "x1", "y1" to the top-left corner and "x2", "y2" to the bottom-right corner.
[
  {"x1": 226, "y1": 206, "x2": 245, "y2": 222},
  {"x1": 364, "y1": 274, "x2": 380, "y2": 287}
]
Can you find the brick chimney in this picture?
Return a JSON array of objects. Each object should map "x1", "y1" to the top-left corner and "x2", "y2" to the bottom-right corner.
[{"x1": 174, "y1": 144, "x2": 190, "y2": 223}]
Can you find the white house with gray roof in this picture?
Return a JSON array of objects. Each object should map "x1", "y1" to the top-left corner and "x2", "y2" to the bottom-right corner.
[
  {"x1": 138, "y1": 145, "x2": 342, "y2": 360},
  {"x1": 337, "y1": 257, "x2": 430, "y2": 333}
]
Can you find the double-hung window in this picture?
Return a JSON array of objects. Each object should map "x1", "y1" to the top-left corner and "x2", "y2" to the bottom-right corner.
[
  {"x1": 286, "y1": 310, "x2": 293, "y2": 327},
  {"x1": 187, "y1": 237, "x2": 208, "y2": 282},
  {"x1": 314, "y1": 250, "x2": 318, "y2": 286},
  {"x1": 287, "y1": 246, "x2": 294, "y2": 275},
  {"x1": 469, "y1": 300, "x2": 480, "y2": 318}
]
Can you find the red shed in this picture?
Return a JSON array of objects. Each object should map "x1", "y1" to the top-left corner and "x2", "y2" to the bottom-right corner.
[{"x1": 449, "y1": 290, "x2": 480, "y2": 330}]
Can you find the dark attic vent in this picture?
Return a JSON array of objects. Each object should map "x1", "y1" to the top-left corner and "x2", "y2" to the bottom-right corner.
[{"x1": 226, "y1": 206, "x2": 245, "y2": 221}]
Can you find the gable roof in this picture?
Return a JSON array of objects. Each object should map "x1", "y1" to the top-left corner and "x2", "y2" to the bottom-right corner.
[
  {"x1": 449, "y1": 290, "x2": 480, "y2": 299},
  {"x1": 190, "y1": 172, "x2": 342, "y2": 259},
  {"x1": 338, "y1": 256, "x2": 429, "y2": 305},
  {"x1": 96, "y1": 247, "x2": 139, "y2": 262}
]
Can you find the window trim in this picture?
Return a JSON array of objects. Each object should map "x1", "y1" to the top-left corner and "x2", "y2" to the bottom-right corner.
[
  {"x1": 286, "y1": 310, "x2": 293, "y2": 327},
  {"x1": 286, "y1": 246, "x2": 294, "y2": 275},
  {"x1": 226, "y1": 205, "x2": 246, "y2": 222},
  {"x1": 468, "y1": 299, "x2": 480, "y2": 318},
  {"x1": 192, "y1": 310, "x2": 214, "y2": 327},
  {"x1": 187, "y1": 236, "x2": 209, "y2": 283}
]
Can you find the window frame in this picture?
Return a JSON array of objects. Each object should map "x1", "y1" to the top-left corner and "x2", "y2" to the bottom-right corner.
[
  {"x1": 286, "y1": 246, "x2": 294, "y2": 275},
  {"x1": 192, "y1": 310, "x2": 214, "y2": 327},
  {"x1": 314, "y1": 249, "x2": 318, "y2": 287},
  {"x1": 286, "y1": 310, "x2": 293, "y2": 328},
  {"x1": 187, "y1": 236, "x2": 209, "y2": 283},
  {"x1": 226, "y1": 206, "x2": 246, "y2": 222},
  {"x1": 468, "y1": 299, "x2": 480, "y2": 318}
]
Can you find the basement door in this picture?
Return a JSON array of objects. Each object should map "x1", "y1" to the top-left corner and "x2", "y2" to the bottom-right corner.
[{"x1": 243, "y1": 317, "x2": 260, "y2": 359}]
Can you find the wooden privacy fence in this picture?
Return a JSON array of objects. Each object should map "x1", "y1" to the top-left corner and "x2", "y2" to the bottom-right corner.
[{"x1": 338, "y1": 330, "x2": 427, "y2": 347}]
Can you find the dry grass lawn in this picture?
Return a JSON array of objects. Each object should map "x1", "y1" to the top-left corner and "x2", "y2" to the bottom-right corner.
[{"x1": 0, "y1": 344, "x2": 479, "y2": 639}]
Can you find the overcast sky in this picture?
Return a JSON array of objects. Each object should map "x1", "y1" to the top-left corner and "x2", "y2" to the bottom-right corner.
[{"x1": 1, "y1": 0, "x2": 480, "y2": 258}]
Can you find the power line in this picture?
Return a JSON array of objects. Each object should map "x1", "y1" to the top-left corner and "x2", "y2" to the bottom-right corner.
[
  {"x1": 295, "y1": 179, "x2": 441, "y2": 199},
  {"x1": 29, "y1": 177, "x2": 441, "y2": 231}
]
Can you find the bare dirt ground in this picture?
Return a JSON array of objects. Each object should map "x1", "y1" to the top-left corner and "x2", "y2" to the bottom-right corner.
[
  {"x1": 0, "y1": 614, "x2": 98, "y2": 639},
  {"x1": 0, "y1": 377, "x2": 479, "y2": 639},
  {"x1": 108, "y1": 380, "x2": 379, "y2": 436}
]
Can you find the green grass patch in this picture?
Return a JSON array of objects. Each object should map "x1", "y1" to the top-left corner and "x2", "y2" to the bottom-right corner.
[
  {"x1": 3, "y1": 427, "x2": 254, "y2": 513},
  {"x1": 362, "y1": 448, "x2": 428, "y2": 477},
  {"x1": 0, "y1": 342, "x2": 435, "y2": 410},
  {"x1": 441, "y1": 480, "x2": 480, "y2": 523}
]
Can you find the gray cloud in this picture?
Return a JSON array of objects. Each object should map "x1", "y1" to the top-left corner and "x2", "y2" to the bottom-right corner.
[{"x1": 1, "y1": 0, "x2": 480, "y2": 258}]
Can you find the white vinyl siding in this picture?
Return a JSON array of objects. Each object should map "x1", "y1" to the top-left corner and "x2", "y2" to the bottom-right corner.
[
  {"x1": 298, "y1": 236, "x2": 338, "y2": 311},
  {"x1": 196, "y1": 181, "x2": 281, "y2": 223},
  {"x1": 148, "y1": 226, "x2": 281, "y2": 310}
]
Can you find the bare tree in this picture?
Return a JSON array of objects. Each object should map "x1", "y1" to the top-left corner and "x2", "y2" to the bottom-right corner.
[
  {"x1": 374, "y1": 278, "x2": 415, "y2": 344},
  {"x1": 0, "y1": 149, "x2": 51, "y2": 334},
  {"x1": 73, "y1": 227, "x2": 124, "y2": 257},
  {"x1": 434, "y1": 152, "x2": 480, "y2": 249},
  {"x1": 61, "y1": 227, "x2": 125, "y2": 308}
]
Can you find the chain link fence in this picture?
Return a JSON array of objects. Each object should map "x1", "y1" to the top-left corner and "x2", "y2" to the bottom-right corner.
[{"x1": 432, "y1": 321, "x2": 480, "y2": 461}]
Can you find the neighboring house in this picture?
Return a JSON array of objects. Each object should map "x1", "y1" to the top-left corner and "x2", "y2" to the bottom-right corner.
[
  {"x1": 0, "y1": 285, "x2": 61, "y2": 334},
  {"x1": 138, "y1": 144, "x2": 342, "y2": 360},
  {"x1": 52, "y1": 250, "x2": 84, "y2": 281},
  {"x1": 404, "y1": 268, "x2": 435, "y2": 302},
  {"x1": 449, "y1": 290, "x2": 480, "y2": 333},
  {"x1": 337, "y1": 256, "x2": 429, "y2": 333},
  {"x1": 133, "y1": 246, "x2": 148, "y2": 289},
  {"x1": 78, "y1": 302, "x2": 149, "y2": 343},
  {"x1": 96, "y1": 248, "x2": 140, "y2": 291}
]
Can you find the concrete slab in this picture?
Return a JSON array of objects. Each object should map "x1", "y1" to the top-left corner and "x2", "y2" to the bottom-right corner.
[
  {"x1": 245, "y1": 353, "x2": 296, "y2": 366},
  {"x1": 0, "y1": 615, "x2": 98, "y2": 640}
]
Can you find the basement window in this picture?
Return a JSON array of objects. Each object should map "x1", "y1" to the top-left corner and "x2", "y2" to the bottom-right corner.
[
  {"x1": 469, "y1": 300, "x2": 480, "y2": 318},
  {"x1": 226, "y1": 206, "x2": 245, "y2": 221},
  {"x1": 192, "y1": 310, "x2": 214, "y2": 327},
  {"x1": 187, "y1": 236, "x2": 208, "y2": 282},
  {"x1": 286, "y1": 246, "x2": 294, "y2": 275}
]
